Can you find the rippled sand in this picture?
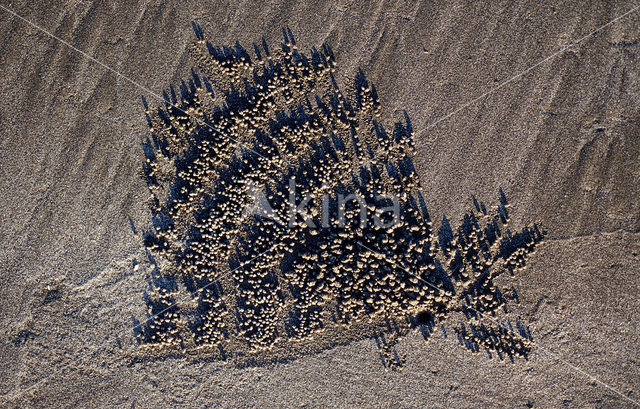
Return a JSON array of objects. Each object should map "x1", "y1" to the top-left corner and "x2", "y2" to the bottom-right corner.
[{"x1": 1, "y1": 1, "x2": 639, "y2": 407}]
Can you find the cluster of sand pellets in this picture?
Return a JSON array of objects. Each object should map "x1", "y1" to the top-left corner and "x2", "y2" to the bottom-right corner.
[
  {"x1": 133, "y1": 27, "x2": 544, "y2": 366},
  {"x1": 455, "y1": 320, "x2": 533, "y2": 360}
]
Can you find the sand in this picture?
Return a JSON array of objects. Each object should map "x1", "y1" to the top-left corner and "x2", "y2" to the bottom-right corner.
[{"x1": 1, "y1": 0, "x2": 639, "y2": 407}]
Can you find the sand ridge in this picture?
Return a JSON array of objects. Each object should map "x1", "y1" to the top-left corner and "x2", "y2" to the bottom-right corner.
[{"x1": 1, "y1": 1, "x2": 639, "y2": 407}]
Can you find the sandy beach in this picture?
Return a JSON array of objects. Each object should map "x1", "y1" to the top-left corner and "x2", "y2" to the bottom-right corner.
[{"x1": 1, "y1": 1, "x2": 639, "y2": 407}]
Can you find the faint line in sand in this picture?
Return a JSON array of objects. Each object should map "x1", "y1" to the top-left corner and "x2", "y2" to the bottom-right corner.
[
  {"x1": 0, "y1": 3, "x2": 269, "y2": 160},
  {"x1": 1, "y1": 2, "x2": 639, "y2": 406},
  {"x1": 356, "y1": 241, "x2": 640, "y2": 407},
  {"x1": 414, "y1": 3, "x2": 640, "y2": 142}
]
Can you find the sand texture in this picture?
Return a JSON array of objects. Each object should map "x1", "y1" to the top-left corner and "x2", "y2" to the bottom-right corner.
[{"x1": 1, "y1": 1, "x2": 639, "y2": 408}]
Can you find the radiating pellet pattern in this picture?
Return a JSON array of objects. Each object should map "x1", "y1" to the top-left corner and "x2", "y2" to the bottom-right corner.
[{"x1": 133, "y1": 27, "x2": 544, "y2": 365}]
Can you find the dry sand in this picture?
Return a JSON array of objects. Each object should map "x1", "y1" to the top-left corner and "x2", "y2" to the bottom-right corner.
[{"x1": 1, "y1": 0, "x2": 639, "y2": 407}]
